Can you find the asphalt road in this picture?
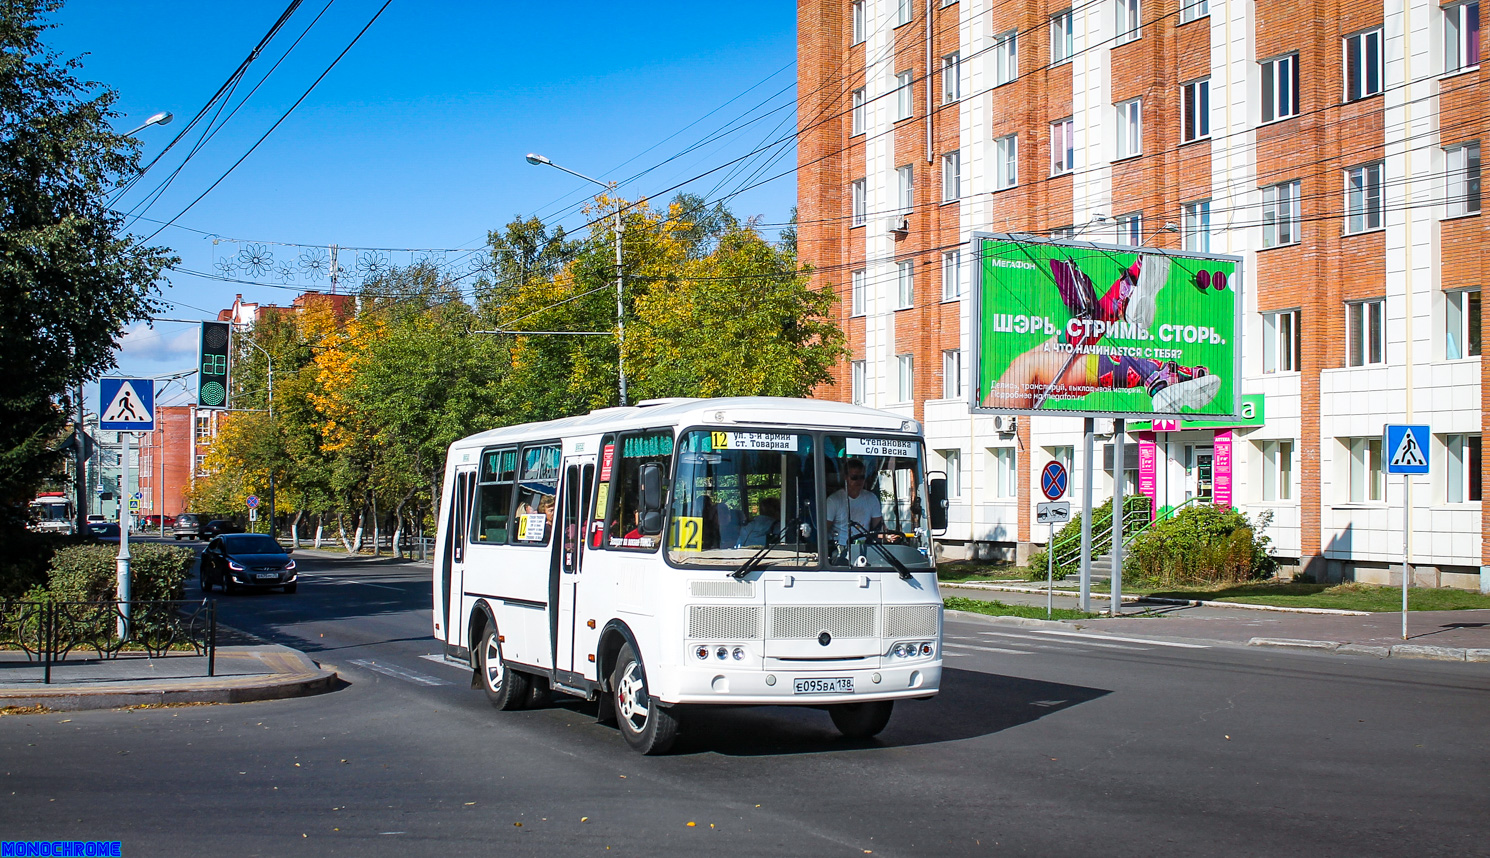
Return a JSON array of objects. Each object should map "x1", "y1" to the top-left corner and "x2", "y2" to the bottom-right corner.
[{"x1": 3, "y1": 546, "x2": 1488, "y2": 857}]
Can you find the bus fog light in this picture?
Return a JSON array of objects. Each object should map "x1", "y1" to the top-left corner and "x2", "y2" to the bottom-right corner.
[
  {"x1": 695, "y1": 646, "x2": 710, "y2": 660},
  {"x1": 765, "y1": 674, "x2": 776, "y2": 686},
  {"x1": 732, "y1": 646, "x2": 745, "y2": 660},
  {"x1": 871, "y1": 672, "x2": 882, "y2": 684},
  {"x1": 921, "y1": 643, "x2": 933, "y2": 656},
  {"x1": 716, "y1": 646, "x2": 728, "y2": 661}
]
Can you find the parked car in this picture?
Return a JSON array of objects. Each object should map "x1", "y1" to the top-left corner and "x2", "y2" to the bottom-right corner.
[
  {"x1": 199, "y1": 534, "x2": 297, "y2": 594},
  {"x1": 201, "y1": 519, "x2": 243, "y2": 539},
  {"x1": 173, "y1": 513, "x2": 203, "y2": 540},
  {"x1": 85, "y1": 522, "x2": 121, "y2": 544},
  {"x1": 87, "y1": 514, "x2": 106, "y2": 523}
]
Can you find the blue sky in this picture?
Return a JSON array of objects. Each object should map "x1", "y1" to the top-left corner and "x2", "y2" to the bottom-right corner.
[{"x1": 49, "y1": 1, "x2": 799, "y2": 409}]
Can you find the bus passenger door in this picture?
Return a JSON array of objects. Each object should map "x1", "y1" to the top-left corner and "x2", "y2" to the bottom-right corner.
[
  {"x1": 553, "y1": 462, "x2": 594, "y2": 674},
  {"x1": 441, "y1": 468, "x2": 475, "y2": 653}
]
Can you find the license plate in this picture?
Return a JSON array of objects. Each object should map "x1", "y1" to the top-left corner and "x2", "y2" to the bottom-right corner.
[
  {"x1": 793, "y1": 677, "x2": 854, "y2": 694},
  {"x1": 255, "y1": 573, "x2": 279, "y2": 580}
]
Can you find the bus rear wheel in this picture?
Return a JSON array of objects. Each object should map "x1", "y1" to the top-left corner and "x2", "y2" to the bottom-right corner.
[
  {"x1": 478, "y1": 624, "x2": 531, "y2": 711},
  {"x1": 829, "y1": 700, "x2": 894, "y2": 740},
  {"x1": 611, "y1": 644, "x2": 678, "y2": 755}
]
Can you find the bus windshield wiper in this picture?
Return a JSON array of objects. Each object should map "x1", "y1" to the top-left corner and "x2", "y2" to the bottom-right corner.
[
  {"x1": 848, "y1": 521, "x2": 913, "y2": 579},
  {"x1": 732, "y1": 515, "x2": 801, "y2": 580}
]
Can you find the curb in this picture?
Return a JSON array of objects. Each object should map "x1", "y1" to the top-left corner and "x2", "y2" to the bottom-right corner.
[
  {"x1": 944, "y1": 582, "x2": 1372, "y2": 616},
  {"x1": 943, "y1": 609, "x2": 1075, "y2": 630},
  {"x1": 1248, "y1": 637, "x2": 1490, "y2": 662},
  {"x1": 0, "y1": 648, "x2": 339, "y2": 712}
]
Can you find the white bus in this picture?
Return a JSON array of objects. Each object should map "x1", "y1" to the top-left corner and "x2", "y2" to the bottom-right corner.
[
  {"x1": 29, "y1": 493, "x2": 76, "y2": 535},
  {"x1": 432, "y1": 397, "x2": 948, "y2": 754}
]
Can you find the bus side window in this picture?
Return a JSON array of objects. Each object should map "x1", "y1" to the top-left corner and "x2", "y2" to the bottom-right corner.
[
  {"x1": 473, "y1": 447, "x2": 516, "y2": 544},
  {"x1": 591, "y1": 435, "x2": 616, "y2": 549},
  {"x1": 605, "y1": 430, "x2": 674, "y2": 551}
]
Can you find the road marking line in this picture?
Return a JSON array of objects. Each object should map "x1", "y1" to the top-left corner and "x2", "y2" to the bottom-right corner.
[
  {"x1": 419, "y1": 654, "x2": 471, "y2": 671},
  {"x1": 943, "y1": 642, "x2": 1030, "y2": 655},
  {"x1": 975, "y1": 631, "x2": 1147, "y2": 651},
  {"x1": 348, "y1": 658, "x2": 451, "y2": 686},
  {"x1": 1029, "y1": 629, "x2": 1209, "y2": 649}
]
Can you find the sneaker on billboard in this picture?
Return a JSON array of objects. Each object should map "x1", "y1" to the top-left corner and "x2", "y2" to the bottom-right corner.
[
  {"x1": 1123, "y1": 254, "x2": 1170, "y2": 330},
  {"x1": 1152, "y1": 374, "x2": 1222, "y2": 413}
]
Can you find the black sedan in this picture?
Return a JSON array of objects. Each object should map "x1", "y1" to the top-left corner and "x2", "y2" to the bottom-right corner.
[
  {"x1": 201, "y1": 519, "x2": 243, "y2": 539},
  {"x1": 85, "y1": 522, "x2": 121, "y2": 544},
  {"x1": 199, "y1": 534, "x2": 298, "y2": 594}
]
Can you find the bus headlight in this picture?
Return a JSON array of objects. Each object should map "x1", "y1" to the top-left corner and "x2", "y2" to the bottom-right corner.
[
  {"x1": 696, "y1": 646, "x2": 710, "y2": 660},
  {"x1": 716, "y1": 646, "x2": 729, "y2": 661},
  {"x1": 732, "y1": 646, "x2": 745, "y2": 660}
]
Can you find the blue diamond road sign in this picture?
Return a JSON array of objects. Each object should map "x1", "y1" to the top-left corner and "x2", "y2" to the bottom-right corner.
[
  {"x1": 99, "y1": 378, "x2": 155, "y2": 432},
  {"x1": 1384, "y1": 424, "x2": 1430, "y2": 475}
]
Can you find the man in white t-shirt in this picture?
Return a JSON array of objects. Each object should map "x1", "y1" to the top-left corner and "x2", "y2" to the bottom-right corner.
[{"x1": 825, "y1": 459, "x2": 883, "y2": 547}]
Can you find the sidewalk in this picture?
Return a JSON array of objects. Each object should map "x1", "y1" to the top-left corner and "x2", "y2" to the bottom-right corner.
[
  {"x1": 943, "y1": 582, "x2": 1490, "y2": 663},
  {"x1": 0, "y1": 644, "x2": 338, "y2": 712}
]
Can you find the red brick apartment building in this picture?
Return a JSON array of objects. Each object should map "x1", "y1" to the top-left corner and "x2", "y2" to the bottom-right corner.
[{"x1": 798, "y1": 0, "x2": 1487, "y2": 586}]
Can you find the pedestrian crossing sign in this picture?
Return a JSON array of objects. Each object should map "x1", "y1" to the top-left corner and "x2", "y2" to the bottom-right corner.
[
  {"x1": 99, "y1": 378, "x2": 155, "y2": 432},
  {"x1": 1384, "y1": 424, "x2": 1430, "y2": 475}
]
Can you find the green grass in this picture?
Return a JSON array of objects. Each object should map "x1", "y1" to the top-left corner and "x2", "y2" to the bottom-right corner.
[
  {"x1": 944, "y1": 595, "x2": 1101, "y2": 621},
  {"x1": 1143, "y1": 581, "x2": 1490, "y2": 612},
  {"x1": 936, "y1": 560, "x2": 1018, "y2": 583}
]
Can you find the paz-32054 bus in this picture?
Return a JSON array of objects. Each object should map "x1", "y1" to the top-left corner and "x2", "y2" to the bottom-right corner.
[{"x1": 432, "y1": 397, "x2": 947, "y2": 754}]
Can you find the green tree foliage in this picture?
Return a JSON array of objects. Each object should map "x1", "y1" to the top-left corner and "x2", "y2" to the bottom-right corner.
[{"x1": 0, "y1": 1, "x2": 176, "y2": 526}]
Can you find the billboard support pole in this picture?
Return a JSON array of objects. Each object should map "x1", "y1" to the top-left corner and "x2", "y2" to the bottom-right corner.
[
  {"x1": 1111, "y1": 419, "x2": 1125, "y2": 616},
  {"x1": 1079, "y1": 417, "x2": 1095, "y2": 612}
]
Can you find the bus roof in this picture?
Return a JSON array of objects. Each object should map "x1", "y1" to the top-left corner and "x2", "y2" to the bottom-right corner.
[{"x1": 448, "y1": 397, "x2": 920, "y2": 456}]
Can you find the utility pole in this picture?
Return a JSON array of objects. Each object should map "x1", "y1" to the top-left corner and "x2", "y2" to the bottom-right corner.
[{"x1": 74, "y1": 383, "x2": 87, "y2": 535}]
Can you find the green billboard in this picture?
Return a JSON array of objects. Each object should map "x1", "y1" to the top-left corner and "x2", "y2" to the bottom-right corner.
[{"x1": 972, "y1": 234, "x2": 1241, "y2": 419}]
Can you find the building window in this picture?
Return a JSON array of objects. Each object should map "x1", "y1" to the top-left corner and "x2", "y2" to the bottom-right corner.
[
  {"x1": 1344, "y1": 29, "x2": 1383, "y2": 101},
  {"x1": 1179, "y1": 0, "x2": 1208, "y2": 23},
  {"x1": 1051, "y1": 10, "x2": 1074, "y2": 64},
  {"x1": 1115, "y1": 0, "x2": 1140, "y2": 44},
  {"x1": 897, "y1": 164, "x2": 915, "y2": 212},
  {"x1": 852, "y1": 0, "x2": 866, "y2": 44},
  {"x1": 942, "y1": 348, "x2": 962, "y2": 398},
  {"x1": 1445, "y1": 142, "x2": 1481, "y2": 217},
  {"x1": 942, "y1": 52, "x2": 961, "y2": 103},
  {"x1": 194, "y1": 415, "x2": 212, "y2": 440},
  {"x1": 851, "y1": 179, "x2": 866, "y2": 226},
  {"x1": 989, "y1": 447, "x2": 1017, "y2": 499},
  {"x1": 941, "y1": 450, "x2": 963, "y2": 497},
  {"x1": 1262, "y1": 310, "x2": 1301, "y2": 373},
  {"x1": 1115, "y1": 98, "x2": 1142, "y2": 159},
  {"x1": 1261, "y1": 53, "x2": 1299, "y2": 123},
  {"x1": 1345, "y1": 162, "x2": 1383, "y2": 233},
  {"x1": 1346, "y1": 298, "x2": 1385, "y2": 366},
  {"x1": 1182, "y1": 78, "x2": 1210, "y2": 142},
  {"x1": 895, "y1": 70, "x2": 914, "y2": 120},
  {"x1": 1182, "y1": 200, "x2": 1211, "y2": 252},
  {"x1": 1051, "y1": 118, "x2": 1074, "y2": 175},
  {"x1": 942, "y1": 151, "x2": 962, "y2": 201},
  {"x1": 851, "y1": 359, "x2": 866, "y2": 405},
  {"x1": 994, "y1": 135, "x2": 1018, "y2": 189},
  {"x1": 1262, "y1": 180, "x2": 1301, "y2": 247},
  {"x1": 1444, "y1": 1, "x2": 1481, "y2": 74},
  {"x1": 851, "y1": 88, "x2": 866, "y2": 135},
  {"x1": 1446, "y1": 434, "x2": 1483, "y2": 502},
  {"x1": 1446, "y1": 288, "x2": 1481, "y2": 359},
  {"x1": 1259, "y1": 439, "x2": 1294, "y2": 501},
  {"x1": 194, "y1": 453, "x2": 208, "y2": 475},
  {"x1": 897, "y1": 260, "x2": 915, "y2": 308},
  {"x1": 993, "y1": 31, "x2": 1018, "y2": 85},
  {"x1": 1049, "y1": 225, "x2": 1076, "y2": 239},
  {"x1": 1114, "y1": 212, "x2": 1142, "y2": 245},
  {"x1": 942, "y1": 249, "x2": 963, "y2": 300},
  {"x1": 851, "y1": 268, "x2": 866, "y2": 316},
  {"x1": 896, "y1": 0, "x2": 913, "y2": 27},
  {"x1": 896, "y1": 354, "x2": 914, "y2": 402},
  {"x1": 1347, "y1": 437, "x2": 1384, "y2": 502}
]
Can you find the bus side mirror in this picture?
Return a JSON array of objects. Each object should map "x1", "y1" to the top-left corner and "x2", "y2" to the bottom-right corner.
[
  {"x1": 927, "y1": 475, "x2": 949, "y2": 533},
  {"x1": 639, "y1": 462, "x2": 665, "y2": 535}
]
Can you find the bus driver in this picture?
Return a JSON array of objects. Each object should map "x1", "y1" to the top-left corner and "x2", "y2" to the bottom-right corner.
[{"x1": 825, "y1": 458, "x2": 883, "y2": 548}]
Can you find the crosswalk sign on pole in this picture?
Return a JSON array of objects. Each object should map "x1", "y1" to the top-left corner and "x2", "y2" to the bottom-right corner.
[
  {"x1": 99, "y1": 378, "x2": 156, "y2": 432},
  {"x1": 1384, "y1": 424, "x2": 1430, "y2": 475}
]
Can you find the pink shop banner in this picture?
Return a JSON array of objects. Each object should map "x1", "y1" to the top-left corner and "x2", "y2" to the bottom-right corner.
[{"x1": 1214, "y1": 430, "x2": 1233, "y2": 508}]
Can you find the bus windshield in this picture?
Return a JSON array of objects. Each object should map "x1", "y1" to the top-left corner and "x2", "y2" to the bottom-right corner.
[
  {"x1": 668, "y1": 430, "x2": 819, "y2": 569},
  {"x1": 823, "y1": 434, "x2": 932, "y2": 571}
]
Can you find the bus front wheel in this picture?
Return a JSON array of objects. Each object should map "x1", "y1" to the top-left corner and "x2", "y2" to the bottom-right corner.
[
  {"x1": 829, "y1": 700, "x2": 893, "y2": 740},
  {"x1": 611, "y1": 644, "x2": 678, "y2": 755},
  {"x1": 478, "y1": 624, "x2": 531, "y2": 711}
]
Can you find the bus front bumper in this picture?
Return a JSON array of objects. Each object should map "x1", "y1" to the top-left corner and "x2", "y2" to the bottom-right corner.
[{"x1": 658, "y1": 661, "x2": 941, "y2": 706}]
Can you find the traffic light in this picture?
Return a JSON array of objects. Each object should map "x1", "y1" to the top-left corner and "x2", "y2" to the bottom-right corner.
[{"x1": 198, "y1": 321, "x2": 231, "y2": 409}]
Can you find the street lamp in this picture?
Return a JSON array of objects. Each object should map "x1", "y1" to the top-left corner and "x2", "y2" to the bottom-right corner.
[
  {"x1": 525, "y1": 153, "x2": 628, "y2": 406},
  {"x1": 239, "y1": 334, "x2": 275, "y2": 535},
  {"x1": 122, "y1": 111, "x2": 174, "y2": 138}
]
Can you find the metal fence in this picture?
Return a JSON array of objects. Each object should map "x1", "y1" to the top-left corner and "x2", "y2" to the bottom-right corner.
[{"x1": 0, "y1": 599, "x2": 217, "y2": 684}]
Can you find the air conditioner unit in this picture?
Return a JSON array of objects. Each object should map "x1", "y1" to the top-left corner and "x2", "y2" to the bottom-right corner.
[
  {"x1": 992, "y1": 415, "x2": 1017, "y2": 434},
  {"x1": 888, "y1": 216, "x2": 909, "y2": 234}
]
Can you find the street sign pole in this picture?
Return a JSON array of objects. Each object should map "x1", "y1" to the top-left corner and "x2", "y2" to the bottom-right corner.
[
  {"x1": 1383, "y1": 423, "x2": 1429, "y2": 642},
  {"x1": 116, "y1": 431, "x2": 131, "y2": 642},
  {"x1": 1402, "y1": 475, "x2": 1410, "y2": 640},
  {"x1": 1047, "y1": 519, "x2": 1055, "y2": 619}
]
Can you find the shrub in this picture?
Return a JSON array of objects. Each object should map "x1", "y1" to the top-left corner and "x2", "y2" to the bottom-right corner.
[
  {"x1": 1027, "y1": 496, "x2": 1152, "y2": 581},
  {"x1": 44, "y1": 542, "x2": 194, "y2": 603},
  {"x1": 1124, "y1": 506, "x2": 1276, "y2": 588}
]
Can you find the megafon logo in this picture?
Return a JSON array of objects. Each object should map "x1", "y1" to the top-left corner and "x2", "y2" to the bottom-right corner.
[{"x1": 1193, "y1": 269, "x2": 1229, "y2": 293}]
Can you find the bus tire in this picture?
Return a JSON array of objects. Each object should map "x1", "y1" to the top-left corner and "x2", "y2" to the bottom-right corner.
[
  {"x1": 611, "y1": 643, "x2": 678, "y2": 755},
  {"x1": 477, "y1": 624, "x2": 531, "y2": 711},
  {"x1": 829, "y1": 700, "x2": 894, "y2": 740}
]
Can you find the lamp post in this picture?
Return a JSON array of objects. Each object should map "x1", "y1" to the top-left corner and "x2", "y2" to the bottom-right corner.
[
  {"x1": 239, "y1": 335, "x2": 275, "y2": 535},
  {"x1": 525, "y1": 153, "x2": 627, "y2": 406},
  {"x1": 122, "y1": 111, "x2": 173, "y2": 138}
]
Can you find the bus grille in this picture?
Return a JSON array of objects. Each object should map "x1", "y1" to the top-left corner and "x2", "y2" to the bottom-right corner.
[
  {"x1": 882, "y1": 605, "x2": 940, "y2": 638},
  {"x1": 768, "y1": 606, "x2": 877, "y2": 639},
  {"x1": 688, "y1": 605, "x2": 762, "y2": 639},
  {"x1": 689, "y1": 579, "x2": 755, "y2": 598}
]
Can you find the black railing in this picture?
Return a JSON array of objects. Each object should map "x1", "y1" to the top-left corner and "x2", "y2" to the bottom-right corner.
[{"x1": 0, "y1": 599, "x2": 217, "y2": 684}]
